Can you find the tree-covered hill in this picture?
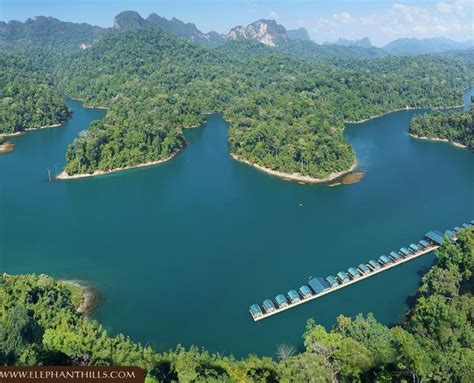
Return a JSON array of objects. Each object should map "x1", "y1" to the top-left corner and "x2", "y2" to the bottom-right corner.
[
  {"x1": 1, "y1": 229, "x2": 472, "y2": 381},
  {"x1": 1, "y1": 14, "x2": 472, "y2": 178},
  {"x1": 0, "y1": 16, "x2": 107, "y2": 51},
  {"x1": 410, "y1": 107, "x2": 473, "y2": 149},
  {"x1": 56, "y1": 28, "x2": 470, "y2": 178},
  {"x1": 0, "y1": 53, "x2": 71, "y2": 135}
]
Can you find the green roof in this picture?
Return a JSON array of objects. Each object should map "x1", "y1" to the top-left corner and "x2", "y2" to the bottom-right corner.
[
  {"x1": 347, "y1": 267, "x2": 359, "y2": 277},
  {"x1": 250, "y1": 304, "x2": 262, "y2": 315},
  {"x1": 337, "y1": 271, "x2": 349, "y2": 281},
  {"x1": 275, "y1": 294, "x2": 287, "y2": 306},
  {"x1": 368, "y1": 260, "x2": 381, "y2": 269},
  {"x1": 288, "y1": 290, "x2": 300, "y2": 301}
]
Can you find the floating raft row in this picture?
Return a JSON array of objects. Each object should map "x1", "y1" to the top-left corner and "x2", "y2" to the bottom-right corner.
[{"x1": 249, "y1": 221, "x2": 473, "y2": 321}]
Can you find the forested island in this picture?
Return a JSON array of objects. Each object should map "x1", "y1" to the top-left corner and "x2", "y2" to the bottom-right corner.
[
  {"x1": 1, "y1": 229, "x2": 472, "y2": 382},
  {"x1": 1, "y1": 13, "x2": 472, "y2": 180},
  {"x1": 410, "y1": 107, "x2": 473, "y2": 150},
  {"x1": 56, "y1": 31, "x2": 470, "y2": 179}
]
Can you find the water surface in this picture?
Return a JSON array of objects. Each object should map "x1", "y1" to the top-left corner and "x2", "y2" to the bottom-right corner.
[{"x1": 1, "y1": 91, "x2": 472, "y2": 357}]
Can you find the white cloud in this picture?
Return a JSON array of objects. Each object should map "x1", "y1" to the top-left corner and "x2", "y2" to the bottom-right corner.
[
  {"x1": 333, "y1": 12, "x2": 355, "y2": 24},
  {"x1": 436, "y1": 0, "x2": 469, "y2": 15},
  {"x1": 311, "y1": 1, "x2": 474, "y2": 45}
]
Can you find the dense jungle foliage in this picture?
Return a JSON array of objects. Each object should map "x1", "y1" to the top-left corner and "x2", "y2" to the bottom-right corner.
[
  {"x1": 1, "y1": 229, "x2": 472, "y2": 382},
  {"x1": 410, "y1": 107, "x2": 473, "y2": 150},
  {"x1": 0, "y1": 53, "x2": 71, "y2": 134},
  {"x1": 55, "y1": 30, "x2": 470, "y2": 177},
  {"x1": 1, "y1": 18, "x2": 472, "y2": 177}
]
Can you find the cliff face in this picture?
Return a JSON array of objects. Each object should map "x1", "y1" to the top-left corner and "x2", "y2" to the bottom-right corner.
[{"x1": 227, "y1": 20, "x2": 288, "y2": 47}]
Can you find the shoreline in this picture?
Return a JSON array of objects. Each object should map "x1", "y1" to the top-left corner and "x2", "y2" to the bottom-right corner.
[
  {"x1": 56, "y1": 151, "x2": 179, "y2": 180},
  {"x1": 67, "y1": 95, "x2": 108, "y2": 110},
  {"x1": 345, "y1": 103, "x2": 464, "y2": 124},
  {"x1": 0, "y1": 123, "x2": 65, "y2": 139},
  {"x1": 0, "y1": 140, "x2": 15, "y2": 154},
  {"x1": 230, "y1": 153, "x2": 358, "y2": 184},
  {"x1": 62, "y1": 280, "x2": 99, "y2": 315},
  {"x1": 408, "y1": 133, "x2": 468, "y2": 149}
]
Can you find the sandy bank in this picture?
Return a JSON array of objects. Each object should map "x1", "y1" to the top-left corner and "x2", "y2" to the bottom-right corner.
[
  {"x1": 345, "y1": 104, "x2": 464, "y2": 124},
  {"x1": 61, "y1": 280, "x2": 99, "y2": 315},
  {"x1": 0, "y1": 123, "x2": 65, "y2": 139},
  {"x1": 0, "y1": 141, "x2": 15, "y2": 154},
  {"x1": 409, "y1": 134, "x2": 468, "y2": 149},
  {"x1": 230, "y1": 153, "x2": 358, "y2": 184},
  {"x1": 57, "y1": 151, "x2": 179, "y2": 180}
]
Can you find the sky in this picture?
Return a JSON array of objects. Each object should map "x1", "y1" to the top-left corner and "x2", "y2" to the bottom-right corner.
[{"x1": 0, "y1": 0, "x2": 472, "y2": 46}]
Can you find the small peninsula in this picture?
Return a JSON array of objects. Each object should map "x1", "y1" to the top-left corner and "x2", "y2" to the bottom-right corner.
[{"x1": 410, "y1": 107, "x2": 473, "y2": 150}]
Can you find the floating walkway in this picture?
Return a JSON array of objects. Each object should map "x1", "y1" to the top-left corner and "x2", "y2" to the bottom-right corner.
[{"x1": 249, "y1": 221, "x2": 473, "y2": 321}]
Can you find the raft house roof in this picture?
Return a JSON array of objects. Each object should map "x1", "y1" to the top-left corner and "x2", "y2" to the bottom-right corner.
[
  {"x1": 250, "y1": 304, "x2": 262, "y2": 316},
  {"x1": 299, "y1": 285, "x2": 312, "y2": 297},
  {"x1": 336, "y1": 271, "x2": 350, "y2": 282},
  {"x1": 368, "y1": 260, "x2": 381, "y2": 270},
  {"x1": 287, "y1": 290, "x2": 300, "y2": 301},
  {"x1": 347, "y1": 267, "x2": 359, "y2": 278},
  {"x1": 390, "y1": 251, "x2": 401, "y2": 261},
  {"x1": 358, "y1": 264, "x2": 370, "y2": 274},
  {"x1": 399, "y1": 247, "x2": 411, "y2": 256},
  {"x1": 419, "y1": 239, "x2": 430, "y2": 248},
  {"x1": 326, "y1": 275, "x2": 339, "y2": 287},
  {"x1": 425, "y1": 230, "x2": 445, "y2": 245},
  {"x1": 409, "y1": 243, "x2": 420, "y2": 252},
  {"x1": 275, "y1": 294, "x2": 288, "y2": 307},
  {"x1": 308, "y1": 277, "x2": 331, "y2": 294},
  {"x1": 262, "y1": 299, "x2": 275, "y2": 312}
]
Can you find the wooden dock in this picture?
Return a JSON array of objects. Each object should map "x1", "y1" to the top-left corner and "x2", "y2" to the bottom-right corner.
[
  {"x1": 251, "y1": 243, "x2": 438, "y2": 321},
  {"x1": 249, "y1": 222, "x2": 474, "y2": 322}
]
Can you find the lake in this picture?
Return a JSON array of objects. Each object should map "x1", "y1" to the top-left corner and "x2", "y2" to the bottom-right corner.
[{"x1": 0, "y1": 90, "x2": 472, "y2": 357}]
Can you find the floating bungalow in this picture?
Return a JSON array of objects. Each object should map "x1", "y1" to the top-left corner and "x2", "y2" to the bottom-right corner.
[
  {"x1": 308, "y1": 277, "x2": 330, "y2": 294},
  {"x1": 418, "y1": 239, "x2": 429, "y2": 248},
  {"x1": 249, "y1": 222, "x2": 472, "y2": 321},
  {"x1": 368, "y1": 260, "x2": 381, "y2": 271},
  {"x1": 347, "y1": 267, "x2": 360, "y2": 279},
  {"x1": 357, "y1": 264, "x2": 370, "y2": 275},
  {"x1": 287, "y1": 290, "x2": 301, "y2": 303},
  {"x1": 299, "y1": 285, "x2": 312, "y2": 299},
  {"x1": 425, "y1": 230, "x2": 445, "y2": 245},
  {"x1": 275, "y1": 294, "x2": 288, "y2": 308},
  {"x1": 336, "y1": 271, "x2": 350, "y2": 283},
  {"x1": 409, "y1": 243, "x2": 420, "y2": 252},
  {"x1": 389, "y1": 251, "x2": 401, "y2": 262},
  {"x1": 262, "y1": 299, "x2": 276, "y2": 313},
  {"x1": 325, "y1": 275, "x2": 339, "y2": 287},
  {"x1": 249, "y1": 304, "x2": 263, "y2": 320},
  {"x1": 378, "y1": 255, "x2": 391, "y2": 266}
]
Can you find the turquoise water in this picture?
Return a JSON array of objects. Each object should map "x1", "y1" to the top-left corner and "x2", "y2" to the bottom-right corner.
[{"x1": 0, "y1": 90, "x2": 473, "y2": 357}]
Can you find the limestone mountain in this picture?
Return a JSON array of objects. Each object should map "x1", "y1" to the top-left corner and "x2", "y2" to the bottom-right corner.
[
  {"x1": 0, "y1": 16, "x2": 106, "y2": 50},
  {"x1": 227, "y1": 20, "x2": 288, "y2": 47},
  {"x1": 324, "y1": 37, "x2": 373, "y2": 48},
  {"x1": 287, "y1": 27, "x2": 311, "y2": 42},
  {"x1": 113, "y1": 11, "x2": 224, "y2": 47}
]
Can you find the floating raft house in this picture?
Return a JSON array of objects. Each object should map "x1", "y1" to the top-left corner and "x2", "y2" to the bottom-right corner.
[{"x1": 249, "y1": 222, "x2": 473, "y2": 321}]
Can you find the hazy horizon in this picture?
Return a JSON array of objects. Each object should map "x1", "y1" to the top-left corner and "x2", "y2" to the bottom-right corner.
[{"x1": 1, "y1": 0, "x2": 472, "y2": 46}]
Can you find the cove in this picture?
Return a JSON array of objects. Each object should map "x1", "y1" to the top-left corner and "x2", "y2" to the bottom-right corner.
[{"x1": 0, "y1": 91, "x2": 473, "y2": 357}]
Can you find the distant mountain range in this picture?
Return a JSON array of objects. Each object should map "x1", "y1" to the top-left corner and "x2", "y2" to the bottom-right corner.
[
  {"x1": 324, "y1": 37, "x2": 373, "y2": 49},
  {"x1": 324, "y1": 36, "x2": 473, "y2": 55},
  {"x1": 382, "y1": 37, "x2": 474, "y2": 55},
  {"x1": 1, "y1": 11, "x2": 472, "y2": 56}
]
